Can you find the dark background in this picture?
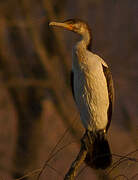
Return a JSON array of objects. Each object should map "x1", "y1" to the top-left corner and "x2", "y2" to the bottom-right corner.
[{"x1": 0, "y1": 0, "x2": 138, "y2": 179}]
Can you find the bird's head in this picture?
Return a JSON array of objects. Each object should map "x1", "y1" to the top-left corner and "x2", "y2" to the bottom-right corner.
[
  {"x1": 49, "y1": 19, "x2": 92, "y2": 50},
  {"x1": 49, "y1": 19, "x2": 91, "y2": 36}
]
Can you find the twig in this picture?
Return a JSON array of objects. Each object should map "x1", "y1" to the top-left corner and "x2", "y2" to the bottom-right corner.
[
  {"x1": 107, "y1": 149, "x2": 138, "y2": 175},
  {"x1": 37, "y1": 114, "x2": 78, "y2": 180},
  {"x1": 113, "y1": 174, "x2": 129, "y2": 180},
  {"x1": 37, "y1": 127, "x2": 70, "y2": 180},
  {"x1": 15, "y1": 169, "x2": 41, "y2": 180},
  {"x1": 64, "y1": 133, "x2": 88, "y2": 180}
]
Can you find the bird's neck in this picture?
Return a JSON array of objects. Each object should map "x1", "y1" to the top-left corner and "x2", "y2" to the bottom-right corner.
[
  {"x1": 74, "y1": 32, "x2": 92, "y2": 64},
  {"x1": 78, "y1": 30, "x2": 92, "y2": 50}
]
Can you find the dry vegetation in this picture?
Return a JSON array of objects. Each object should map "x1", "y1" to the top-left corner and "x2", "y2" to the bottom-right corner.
[{"x1": 0, "y1": 0, "x2": 138, "y2": 179}]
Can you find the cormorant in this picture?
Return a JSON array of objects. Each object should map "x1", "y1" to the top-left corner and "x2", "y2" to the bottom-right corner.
[{"x1": 49, "y1": 19, "x2": 114, "y2": 169}]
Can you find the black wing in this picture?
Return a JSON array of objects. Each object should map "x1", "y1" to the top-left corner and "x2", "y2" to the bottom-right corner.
[
  {"x1": 71, "y1": 70, "x2": 75, "y2": 100},
  {"x1": 102, "y1": 65, "x2": 114, "y2": 132}
]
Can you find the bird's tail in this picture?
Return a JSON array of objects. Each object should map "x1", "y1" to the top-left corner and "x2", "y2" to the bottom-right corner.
[{"x1": 85, "y1": 130, "x2": 112, "y2": 169}]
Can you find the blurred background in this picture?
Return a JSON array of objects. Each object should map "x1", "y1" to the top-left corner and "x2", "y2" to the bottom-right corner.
[{"x1": 0, "y1": 0, "x2": 138, "y2": 179}]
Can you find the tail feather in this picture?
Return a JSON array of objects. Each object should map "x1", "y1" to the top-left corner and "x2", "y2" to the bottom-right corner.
[{"x1": 85, "y1": 131, "x2": 112, "y2": 169}]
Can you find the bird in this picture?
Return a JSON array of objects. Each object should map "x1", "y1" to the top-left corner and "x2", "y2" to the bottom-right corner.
[{"x1": 49, "y1": 19, "x2": 114, "y2": 169}]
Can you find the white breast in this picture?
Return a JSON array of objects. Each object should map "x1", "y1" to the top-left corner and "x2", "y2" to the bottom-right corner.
[{"x1": 72, "y1": 48, "x2": 109, "y2": 132}]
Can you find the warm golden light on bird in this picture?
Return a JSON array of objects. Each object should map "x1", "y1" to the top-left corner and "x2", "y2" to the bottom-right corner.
[{"x1": 49, "y1": 19, "x2": 114, "y2": 169}]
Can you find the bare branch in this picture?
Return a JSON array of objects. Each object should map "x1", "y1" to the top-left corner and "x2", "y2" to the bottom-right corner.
[
  {"x1": 107, "y1": 149, "x2": 138, "y2": 175},
  {"x1": 64, "y1": 133, "x2": 88, "y2": 180},
  {"x1": 37, "y1": 127, "x2": 71, "y2": 180}
]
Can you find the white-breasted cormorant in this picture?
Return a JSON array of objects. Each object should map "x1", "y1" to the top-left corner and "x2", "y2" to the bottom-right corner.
[{"x1": 49, "y1": 19, "x2": 114, "y2": 169}]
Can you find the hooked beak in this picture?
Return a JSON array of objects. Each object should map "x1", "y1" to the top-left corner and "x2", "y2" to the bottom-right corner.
[{"x1": 49, "y1": 21, "x2": 73, "y2": 31}]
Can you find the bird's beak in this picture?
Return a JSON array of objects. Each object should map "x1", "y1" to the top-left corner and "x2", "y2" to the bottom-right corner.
[{"x1": 49, "y1": 21, "x2": 73, "y2": 31}]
